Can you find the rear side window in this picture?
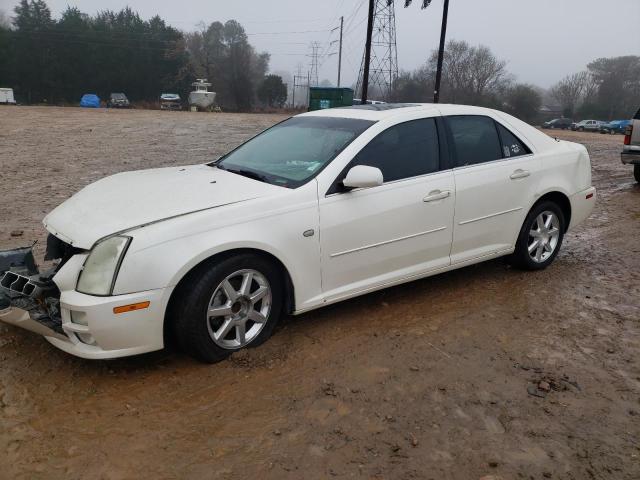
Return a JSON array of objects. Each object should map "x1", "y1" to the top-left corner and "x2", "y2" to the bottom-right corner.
[
  {"x1": 496, "y1": 123, "x2": 530, "y2": 158},
  {"x1": 447, "y1": 115, "x2": 502, "y2": 167},
  {"x1": 351, "y1": 118, "x2": 440, "y2": 182}
]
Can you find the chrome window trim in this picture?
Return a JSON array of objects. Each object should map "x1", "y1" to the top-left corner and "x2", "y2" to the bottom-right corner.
[
  {"x1": 452, "y1": 153, "x2": 535, "y2": 172},
  {"x1": 324, "y1": 168, "x2": 453, "y2": 198}
]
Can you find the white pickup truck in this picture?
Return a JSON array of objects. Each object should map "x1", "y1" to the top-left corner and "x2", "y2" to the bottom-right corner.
[{"x1": 621, "y1": 108, "x2": 640, "y2": 183}]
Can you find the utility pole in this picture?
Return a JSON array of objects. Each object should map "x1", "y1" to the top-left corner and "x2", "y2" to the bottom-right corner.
[
  {"x1": 433, "y1": 0, "x2": 450, "y2": 103},
  {"x1": 361, "y1": 0, "x2": 375, "y2": 104},
  {"x1": 337, "y1": 16, "x2": 343, "y2": 87},
  {"x1": 292, "y1": 76, "x2": 296, "y2": 108},
  {"x1": 401, "y1": 0, "x2": 450, "y2": 103}
]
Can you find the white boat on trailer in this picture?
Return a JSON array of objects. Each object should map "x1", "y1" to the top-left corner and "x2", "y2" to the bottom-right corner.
[{"x1": 188, "y1": 79, "x2": 216, "y2": 111}]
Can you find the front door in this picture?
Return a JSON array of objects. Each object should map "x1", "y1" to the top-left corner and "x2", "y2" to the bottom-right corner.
[{"x1": 318, "y1": 117, "x2": 455, "y2": 302}]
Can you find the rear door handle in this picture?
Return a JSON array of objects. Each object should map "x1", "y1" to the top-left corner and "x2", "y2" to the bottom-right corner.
[
  {"x1": 423, "y1": 190, "x2": 451, "y2": 202},
  {"x1": 510, "y1": 169, "x2": 530, "y2": 180}
]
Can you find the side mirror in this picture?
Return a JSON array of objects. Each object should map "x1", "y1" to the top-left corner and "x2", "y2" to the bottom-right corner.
[{"x1": 342, "y1": 165, "x2": 383, "y2": 189}]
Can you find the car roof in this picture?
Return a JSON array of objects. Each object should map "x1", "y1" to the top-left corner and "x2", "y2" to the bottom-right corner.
[
  {"x1": 301, "y1": 103, "x2": 507, "y2": 121},
  {"x1": 301, "y1": 102, "x2": 559, "y2": 153}
]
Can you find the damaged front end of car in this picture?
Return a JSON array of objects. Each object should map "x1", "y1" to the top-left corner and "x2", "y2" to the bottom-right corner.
[{"x1": 0, "y1": 235, "x2": 83, "y2": 338}]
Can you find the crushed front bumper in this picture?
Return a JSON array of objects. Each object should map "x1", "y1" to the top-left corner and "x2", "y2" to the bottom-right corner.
[
  {"x1": 0, "y1": 245, "x2": 65, "y2": 335},
  {"x1": 1, "y1": 244, "x2": 169, "y2": 359}
]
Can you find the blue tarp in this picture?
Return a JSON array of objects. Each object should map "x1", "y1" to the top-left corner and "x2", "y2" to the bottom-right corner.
[{"x1": 80, "y1": 94, "x2": 100, "y2": 108}]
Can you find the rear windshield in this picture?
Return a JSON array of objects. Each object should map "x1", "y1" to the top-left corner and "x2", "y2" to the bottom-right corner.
[{"x1": 635, "y1": 108, "x2": 640, "y2": 120}]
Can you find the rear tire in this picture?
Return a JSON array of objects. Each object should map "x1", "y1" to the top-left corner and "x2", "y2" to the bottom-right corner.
[
  {"x1": 169, "y1": 254, "x2": 283, "y2": 363},
  {"x1": 634, "y1": 164, "x2": 640, "y2": 183},
  {"x1": 510, "y1": 201, "x2": 565, "y2": 271}
]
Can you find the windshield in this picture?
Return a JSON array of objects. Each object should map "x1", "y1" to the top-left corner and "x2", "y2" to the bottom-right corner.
[{"x1": 214, "y1": 116, "x2": 374, "y2": 188}]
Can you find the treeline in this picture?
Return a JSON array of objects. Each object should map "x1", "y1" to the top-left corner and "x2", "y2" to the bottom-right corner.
[
  {"x1": 390, "y1": 39, "x2": 639, "y2": 122},
  {"x1": 0, "y1": 0, "x2": 276, "y2": 110},
  {"x1": 549, "y1": 56, "x2": 640, "y2": 120},
  {"x1": 0, "y1": 1, "x2": 191, "y2": 104}
]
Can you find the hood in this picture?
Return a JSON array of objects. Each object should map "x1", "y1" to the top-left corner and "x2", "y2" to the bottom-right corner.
[{"x1": 44, "y1": 164, "x2": 283, "y2": 249}]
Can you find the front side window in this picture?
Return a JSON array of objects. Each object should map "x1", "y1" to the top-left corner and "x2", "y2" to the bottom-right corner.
[
  {"x1": 350, "y1": 118, "x2": 440, "y2": 182},
  {"x1": 447, "y1": 115, "x2": 502, "y2": 167},
  {"x1": 215, "y1": 116, "x2": 374, "y2": 188}
]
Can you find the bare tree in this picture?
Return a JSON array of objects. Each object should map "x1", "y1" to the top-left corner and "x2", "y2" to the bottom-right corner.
[
  {"x1": 549, "y1": 71, "x2": 588, "y2": 117},
  {"x1": 185, "y1": 20, "x2": 270, "y2": 111},
  {"x1": 427, "y1": 40, "x2": 510, "y2": 106}
]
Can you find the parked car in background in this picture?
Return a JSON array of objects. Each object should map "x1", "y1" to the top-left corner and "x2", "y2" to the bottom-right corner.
[
  {"x1": 160, "y1": 93, "x2": 182, "y2": 111},
  {"x1": 571, "y1": 120, "x2": 606, "y2": 132},
  {"x1": 621, "y1": 108, "x2": 640, "y2": 182},
  {"x1": 0, "y1": 87, "x2": 16, "y2": 105},
  {"x1": 80, "y1": 94, "x2": 100, "y2": 108},
  {"x1": 599, "y1": 120, "x2": 631, "y2": 134},
  {"x1": 107, "y1": 93, "x2": 130, "y2": 108},
  {"x1": 542, "y1": 118, "x2": 573, "y2": 130},
  {"x1": 0, "y1": 103, "x2": 596, "y2": 362}
]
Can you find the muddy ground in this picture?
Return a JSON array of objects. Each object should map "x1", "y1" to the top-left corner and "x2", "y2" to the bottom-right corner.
[{"x1": 0, "y1": 106, "x2": 638, "y2": 480}]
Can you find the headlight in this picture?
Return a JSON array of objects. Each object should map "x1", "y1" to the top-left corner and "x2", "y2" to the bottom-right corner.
[{"x1": 77, "y1": 236, "x2": 131, "y2": 296}]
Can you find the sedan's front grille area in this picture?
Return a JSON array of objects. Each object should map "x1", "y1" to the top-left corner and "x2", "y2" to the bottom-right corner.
[
  {"x1": 1, "y1": 271, "x2": 46, "y2": 297},
  {"x1": 0, "y1": 239, "x2": 70, "y2": 335}
]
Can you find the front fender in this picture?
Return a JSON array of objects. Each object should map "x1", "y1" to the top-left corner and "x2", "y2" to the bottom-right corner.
[{"x1": 113, "y1": 184, "x2": 322, "y2": 313}]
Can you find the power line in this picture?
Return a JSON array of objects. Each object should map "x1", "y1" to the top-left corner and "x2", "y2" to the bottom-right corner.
[{"x1": 246, "y1": 28, "x2": 332, "y2": 36}]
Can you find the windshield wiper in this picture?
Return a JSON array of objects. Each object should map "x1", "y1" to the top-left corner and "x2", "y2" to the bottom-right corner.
[{"x1": 220, "y1": 166, "x2": 270, "y2": 184}]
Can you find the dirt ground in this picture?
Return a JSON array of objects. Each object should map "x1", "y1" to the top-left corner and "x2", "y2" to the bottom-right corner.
[{"x1": 0, "y1": 106, "x2": 639, "y2": 480}]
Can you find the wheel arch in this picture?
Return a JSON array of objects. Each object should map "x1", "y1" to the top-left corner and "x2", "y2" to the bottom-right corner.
[
  {"x1": 531, "y1": 191, "x2": 572, "y2": 232},
  {"x1": 163, "y1": 247, "x2": 296, "y2": 347}
]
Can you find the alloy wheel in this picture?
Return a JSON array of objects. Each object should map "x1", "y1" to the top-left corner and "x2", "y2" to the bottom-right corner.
[
  {"x1": 528, "y1": 211, "x2": 560, "y2": 263},
  {"x1": 206, "y1": 269, "x2": 272, "y2": 349}
]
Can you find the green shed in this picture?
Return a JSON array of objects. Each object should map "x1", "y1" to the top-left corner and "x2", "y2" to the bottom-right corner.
[{"x1": 308, "y1": 87, "x2": 354, "y2": 111}]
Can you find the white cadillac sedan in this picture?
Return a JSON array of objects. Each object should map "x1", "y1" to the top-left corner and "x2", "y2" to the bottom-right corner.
[{"x1": 0, "y1": 104, "x2": 596, "y2": 362}]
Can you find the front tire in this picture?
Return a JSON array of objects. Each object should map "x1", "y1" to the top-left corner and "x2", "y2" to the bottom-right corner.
[
  {"x1": 170, "y1": 254, "x2": 283, "y2": 363},
  {"x1": 634, "y1": 164, "x2": 640, "y2": 183},
  {"x1": 511, "y1": 201, "x2": 565, "y2": 270}
]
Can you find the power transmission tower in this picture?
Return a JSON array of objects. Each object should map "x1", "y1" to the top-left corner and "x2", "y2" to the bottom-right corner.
[
  {"x1": 356, "y1": 0, "x2": 399, "y2": 102},
  {"x1": 308, "y1": 42, "x2": 321, "y2": 87},
  {"x1": 291, "y1": 63, "x2": 310, "y2": 108}
]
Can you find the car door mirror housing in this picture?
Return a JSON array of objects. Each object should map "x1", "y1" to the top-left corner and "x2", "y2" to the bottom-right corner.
[{"x1": 342, "y1": 165, "x2": 384, "y2": 189}]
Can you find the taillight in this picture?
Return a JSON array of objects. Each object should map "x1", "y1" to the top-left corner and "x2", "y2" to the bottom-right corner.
[{"x1": 624, "y1": 125, "x2": 632, "y2": 145}]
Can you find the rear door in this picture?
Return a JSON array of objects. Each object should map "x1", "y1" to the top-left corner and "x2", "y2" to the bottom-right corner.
[{"x1": 445, "y1": 114, "x2": 540, "y2": 264}]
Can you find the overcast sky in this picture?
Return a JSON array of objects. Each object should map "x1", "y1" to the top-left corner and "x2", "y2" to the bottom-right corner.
[{"x1": 1, "y1": 0, "x2": 639, "y2": 89}]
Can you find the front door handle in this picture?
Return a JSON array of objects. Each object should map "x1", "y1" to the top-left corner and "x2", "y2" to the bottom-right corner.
[
  {"x1": 510, "y1": 169, "x2": 530, "y2": 180},
  {"x1": 423, "y1": 190, "x2": 451, "y2": 202}
]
